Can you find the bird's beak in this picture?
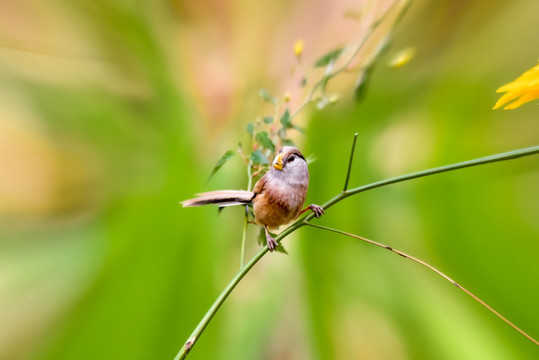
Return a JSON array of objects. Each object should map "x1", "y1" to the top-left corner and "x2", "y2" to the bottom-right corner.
[{"x1": 273, "y1": 153, "x2": 284, "y2": 170}]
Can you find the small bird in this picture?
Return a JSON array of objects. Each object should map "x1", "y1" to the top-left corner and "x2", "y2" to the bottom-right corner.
[{"x1": 182, "y1": 146, "x2": 324, "y2": 251}]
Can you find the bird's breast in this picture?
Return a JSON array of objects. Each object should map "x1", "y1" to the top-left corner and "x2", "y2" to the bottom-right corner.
[{"x1": 252, "y1": 182, "x2": 307, "y2": 229}]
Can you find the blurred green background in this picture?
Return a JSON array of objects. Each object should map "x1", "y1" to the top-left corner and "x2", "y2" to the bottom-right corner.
[{"x1": 0, "y1": 1, "x2": 538, "y2": 359}]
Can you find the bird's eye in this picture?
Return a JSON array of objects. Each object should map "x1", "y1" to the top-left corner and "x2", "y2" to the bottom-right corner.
[{"x1": 287, "y1": 155, "x2": 295, "y2": 163}]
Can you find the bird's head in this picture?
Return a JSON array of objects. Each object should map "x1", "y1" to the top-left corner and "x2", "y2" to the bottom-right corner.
[{"x1": 271, "y1": 146, "x2": 309, "y2": 184}]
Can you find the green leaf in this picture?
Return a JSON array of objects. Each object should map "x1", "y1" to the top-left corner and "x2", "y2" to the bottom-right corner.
[
  {"x1": 280, "y1": 109, "x2": 292, "y2": 129},
  {"x1": 294, "y1": 126, "x2": 305, "y2": 134},
  {"x1": 259, "y1": 88, "x2": 277, "y2": 105},
  {"x1": 207, "y1": 150, "x2": 235, "y2": 182},
  {"x1": 250, "y1": 150, "x2": 269, "y2": 165},
  {"x1": 246, "y1": 122, "x2": 254, "y2": 136},
  {"x1": 314, "y1": 47, "x2": 344, "y2": 67},
  {"x1": 255, "y1": 131, "x2": 275, "y2": 152},
  {"x1": 354, "y1": 65, "x2": 375, "y2": 104},
  {"x1": 274, "y1": 244, "x2": 289, "y2": 255},
  {"x1": 263, "y1": 116, "x2": 274, "y2": 124},
  {"x1": 257, "y1": 227, "x2": 265, "y2": 246}
]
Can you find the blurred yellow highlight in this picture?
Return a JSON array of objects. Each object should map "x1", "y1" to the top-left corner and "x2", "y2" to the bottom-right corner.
[
  {"x1": 283, "y1": 91, "x2": 291, "y2": 102},
  {"x1": 388, "y1": 47, "x2": 415, "y2": 68},
  {"x1": 494, "y1": 60, "x2": 539, "y2": 110},
  {"x1": 294, "y1": 39, "x2": 304, "y2": 58}
]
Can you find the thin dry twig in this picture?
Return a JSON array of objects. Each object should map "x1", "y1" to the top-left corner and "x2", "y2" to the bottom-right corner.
[{"x1": 305, "y1": 222, "x2": 539, "y2": 346}]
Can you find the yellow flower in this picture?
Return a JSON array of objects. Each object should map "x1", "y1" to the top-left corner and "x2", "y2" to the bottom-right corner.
[
  {"x1": 294, "y1": 39, "x2": 304, "y2": 58},
  {"x1": 494, "y1": 61, "x2": 539, "y2": 110}
]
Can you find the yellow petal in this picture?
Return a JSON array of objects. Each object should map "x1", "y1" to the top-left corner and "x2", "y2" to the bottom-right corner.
[
  {"x1": 503, "y1": 89, "x2": 539, "y2": 110},
  {"x1": 494, "y1": 60, "x2": 539, "y2": 110},
  {"x1": 493, "y1": 89, "x2": 525, "y2": 109}
]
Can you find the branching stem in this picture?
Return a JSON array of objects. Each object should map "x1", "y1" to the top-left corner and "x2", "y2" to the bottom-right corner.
[
  {"x1": 290, "y1": 0, "x2": 407, "y2": 120},
  {"x1": 318, "y1": 145, "x2": 539, "y2": 216},
  {"x1": 174, "y1": 145, "x2": 539, "y2": 359}
]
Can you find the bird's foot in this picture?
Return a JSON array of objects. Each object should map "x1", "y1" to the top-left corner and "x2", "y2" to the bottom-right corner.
[
  {"x1": 309, "y1": 204, "x2": 325, "y2": 218},
  {"x1": 266, "y1": 233, "x2": 278, "y2": 252}
]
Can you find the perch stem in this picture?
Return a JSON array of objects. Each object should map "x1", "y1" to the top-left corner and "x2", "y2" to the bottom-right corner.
[{"x1": 175, "y1": 144, "x2": 539, "y2": 359}]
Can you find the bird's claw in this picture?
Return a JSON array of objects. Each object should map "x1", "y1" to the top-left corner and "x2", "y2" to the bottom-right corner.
[
  {"x1": 266, "y1": 235, "x2": 278, "y2": 252},
  {"x1": 310, "y1": 204, "x2": 325, "y2": 218}
]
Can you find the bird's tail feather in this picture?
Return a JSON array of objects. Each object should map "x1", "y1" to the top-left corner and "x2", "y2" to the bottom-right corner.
[{"x1": 181, "y1": 190, "x2": 255, "y2": 207}]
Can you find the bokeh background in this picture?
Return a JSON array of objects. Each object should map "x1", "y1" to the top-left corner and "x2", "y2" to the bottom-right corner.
[{"x1": 1, "y1": 0, "x2": 538, "y2": 359}]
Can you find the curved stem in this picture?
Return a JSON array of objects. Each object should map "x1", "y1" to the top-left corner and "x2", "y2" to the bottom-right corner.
[
  {"x1": 305, "y1": 223, "x2": 539, "y2": 346},
  {"x1": 175, "y1": 222, "x2": 305, "y2": 360},
  {"x1": 240, "y1": 161, "x2": 254, "y2": 268},
  {"x1": 174, "y1": 145, "x2": 539, "y2": 359}
]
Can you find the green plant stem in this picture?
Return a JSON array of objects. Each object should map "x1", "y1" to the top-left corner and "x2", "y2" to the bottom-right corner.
[
  {"x1": 174, "y1": 145, "x2": 539, "y2": 359},
  {"x1": 240, "y1": 161, "x2": 254, "y2": 269},
  {"x1": 305, "y1": 222, "x2": 539, "y2": 346},
  {"x1": 319, "y1": 145, "x2": 539, "y2": 214},
  {"x1": 175, "y1": 224, "x2": 303, "y2": 360},
  {"x1": 240, "y1": 208, "x2": 249, "y2": 269},
  {"x1": 290, "y1": 1, "x2": 405, "y2": 120},
  {"x1": 343, "y1": 133, "x2": 358, "y2": 191}
]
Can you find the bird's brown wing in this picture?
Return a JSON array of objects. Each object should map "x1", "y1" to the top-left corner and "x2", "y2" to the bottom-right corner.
[{"x1": 252, "y1": 173, "x2": 267, "y2": 195}]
